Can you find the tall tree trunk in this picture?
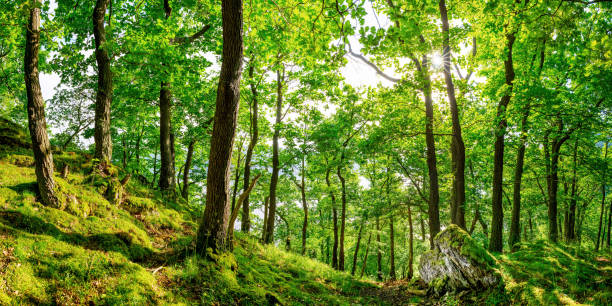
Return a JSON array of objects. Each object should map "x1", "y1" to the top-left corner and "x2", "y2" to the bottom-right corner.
[
  {"x1": 389, "y1": 214, "x2": 396, "y2": 280},
  {"x1": 351, "y1": 218, "x2": 364, "y2": 276},
  {"x1": 262, "y1": 196, "x2": 269, "y2": 241},
  {"x1": 25, "y1": 1, "x2": 58, "y2": 207},
  {"x1": 337, "y1": 159, "x2": 347, "y2": 271},
  {"x1": 547, "y1": 136, "x2": 567, "y2": 243},
  {"x1": 326, "y1": 166, "x2": 339, "y2": 269},
  {"x1": 195, "y1": 0, "x2": 244, "y2": 254},
  {"x1": 241, "y1": 62, "x2": 259, "y2": 233},
  {"x1": 489, "y1": 31, "x2": 516, "y2": 253},
  {"x1": 417, "y1": 56, "x2": 440, "y2": 250},
  {"x1": 566, "y1": 139, "x2": 578, "y2": 241},
  {"x1": 376, "y1": 215, "x2": 383, "y2": 281},
  {"x1": 407, "y1": 204, "x2": 414, "y2": 280},
  {"x1": 158, "y1": 81, "x2": 176, "y2": 191},
  {"x1": 299, "y1": 154, "x2": 308, "y2": 255},
  {"x1": 439, "y1": 0, "x2": 466, "y2": 229},
  {"x1": 596, "y1": 142, "x2": 608, "y2": 251},
  {"x1": 360, "y1": 233, "x2": 372, "y2": 279},
  {"x1": 182, "y1": 139, "x2": 196, "y2": 200},
  {"x1": 93, "y1": 0, "x2": 113, "y2": 162},
  {"x1": 263, "y1": 67, "x2": 283, "y2": 244}
]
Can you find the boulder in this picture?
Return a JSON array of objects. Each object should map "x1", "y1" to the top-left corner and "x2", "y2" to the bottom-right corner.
[{"x1": 418, "y1": 224, "x2": 502, "y2": 295}]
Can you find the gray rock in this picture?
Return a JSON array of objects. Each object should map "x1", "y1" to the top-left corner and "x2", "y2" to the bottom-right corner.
[{"x1": 418, "y1": 224, "x2": 502, "y2": 295}]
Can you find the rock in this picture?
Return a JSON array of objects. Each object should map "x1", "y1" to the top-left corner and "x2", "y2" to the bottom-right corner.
[{"x1": 418, "y1": 224, "x2": 502, "y2": 295}]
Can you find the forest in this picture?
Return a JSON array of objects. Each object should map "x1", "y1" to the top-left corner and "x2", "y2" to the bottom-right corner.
[{"x1": 0, "y1": 0, "x2": 611, "y2": 305}]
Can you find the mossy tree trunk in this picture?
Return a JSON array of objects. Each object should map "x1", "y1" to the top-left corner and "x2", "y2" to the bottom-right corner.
[{"x1": 93, "y1": 0, "x2": 113, "y2": 162}]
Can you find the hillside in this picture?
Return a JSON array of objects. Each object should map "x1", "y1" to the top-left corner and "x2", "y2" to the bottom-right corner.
[{"x1": 1, "y1": 118, "x2": 611, "y2": 305}]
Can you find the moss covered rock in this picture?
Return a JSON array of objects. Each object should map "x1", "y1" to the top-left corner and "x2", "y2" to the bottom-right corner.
[{"x1": 418, "y1": 224, "x2": 502, "y2": 295}]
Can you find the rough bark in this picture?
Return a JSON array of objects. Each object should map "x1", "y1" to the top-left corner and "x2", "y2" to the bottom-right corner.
[
  {"x1": 25, "y1": 2, "x2": 58, "y2": 207},
  {"x1": 181, "y1": 139, "x2": 196, "y2": 200},
  {"x1": 93, "y1": 0, "x2": 113, "y2": 162},
  {"x1": 195, "y1": 0, "x2": 243, "y2": 255},
  {"x1": 262, "y1": 67, "x2": 283, "y2": 244},
  {"x1": 490, "y1": 31, "x2": 516, "y2": 253},
  {"x1": 158, "y1": 82, "x2": 175, "y2": 191},
  {"x1": 439, "y1": 0, "x2": 466, "y2": 229},
  {"x1": 241, "y1": 62, "x2": 259, "y2": 233}
]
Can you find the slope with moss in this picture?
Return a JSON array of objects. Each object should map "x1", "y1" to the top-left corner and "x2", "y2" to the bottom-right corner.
[{"x1": 0, "y1": 118, "x2": 384, "y2": 305}]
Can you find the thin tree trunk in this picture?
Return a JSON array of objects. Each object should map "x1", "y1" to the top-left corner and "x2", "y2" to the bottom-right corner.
[
  {"x1": 337, "y1": 158, "x2": 347, "y2": 271},
  {"x1": 389, "y1": 214, "x2": 396, "y2": 280},
  {"x1": 226, "y1": 174, "x2": 261, "y2": 250},
  {"x1": 182, "y1": 139, "x2": 196, "y2": 200},
  {"x1": 407, "y1": 204, "x2": 414, "y2": 280},
  {"x1": 566, "y1": 139, "x2": 578, "y2": 241},
  {"x1": 360, "y1": 233, "x2": 372, "y2": 279},
  {"x1": 151, "y1": 144, "x2": 159, "y2": 189},
  {"x1": 490, "y1": 31, "x2": 516, "y2": 253},
  {"x1": 263, "y1": 67, "x2": 283, "y2": 244},
  {"x1": 231, "y1": 148, "x2": 243, "y2": 211},
  {"x1": 351, "y1": 218, "x2": 364, "y2": 276},
  {"x1": 420, "y1": 213, "x2": 426, "y2": 242},
  {"x1": 158, "y1": 81, "x2": 175, "y2": 191},
  {"x1": 241, "y1": 61, "x2": 259, "y2": 233},
  {"x1": 439, "y1": 0, "x2": 466, "y2": 229},
  {"x1": 376, "y1": 215, "x2": 382, "y2": 281},
  {"x1": 262, "y1": 196, "x2": 269, "y2": 241},
  {"x1": 195, "y1": 0, "x2": 244, "y2": 254},
  {"x1": 596, "y1": 143, "x2": 608, "y2": 251},
  {"x1": 326, "y1": 166, "x2": 339, "y2": 269},
  {"x1": 93, "y1": 0, "x2": 112, "y2": 162},
  {"x1": 25, "y1": 1, "x2": 58, "y2": 207},
  {"x1": 299, "y1": 154, "x2": 308, "y2": 255}
]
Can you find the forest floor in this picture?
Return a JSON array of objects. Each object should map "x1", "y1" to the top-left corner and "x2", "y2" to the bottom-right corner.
[{"x1": 0, "y1": 117, "x2": 611, "y2": 305}]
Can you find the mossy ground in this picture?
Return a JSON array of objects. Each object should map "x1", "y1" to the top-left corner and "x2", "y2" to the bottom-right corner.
[{"x1": 0, "y1": 118, "x2": 610, "y2": 305}]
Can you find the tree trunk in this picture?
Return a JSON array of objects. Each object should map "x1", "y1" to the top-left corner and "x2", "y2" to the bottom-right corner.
[
  {"x1": 389, "y1": 214, "x2": 396, "y2": 280},
  {"x1": 158, "y1": 81, "x2": 176, "y2": 191},
  {"x1": 325, "y1": 166, "x2": 339, "y2": 269},
  {"x1": 596, "y1": 142, "x2": 608, "y2": 251},
  {"x1": 226, "y1": 174, "x2": 261, "y2": 250},
  {"x1": 231, "y1": 149, "x2": 242, "y2": 211},
  {"x1": 439, "y1": 0, "x2": 466, "y2": 229},
  {"x1": 566, "y1": 139, "x2": 578, "y2": 241},
  {"x1": 262, "y1": 67, "x2": 283, "y2": 244},
  {"x1": 93, "y1": 0, "x2": 113, "y2": 162},
  {"x1": 420, "y1": 213, "x2": 426, "y2": 242},
  {"x1": 182, "y1": 139, "x2": 196, "y2": 200},
  {"x1": 376, "y1": 215, "x2": 383, "y2": 281},
  {"x1": 241, "y1": 61, "x2": 259, "y2": 233},
  {"x1": 418, "y1": 56, "x2": 440, "y2": 250},
  {"x1": 25, "y1": 2, "x2": 58, "y2": 207},
  {"x1": 299, "y1": 155, "x2": 308, "y2": 255},
  {"x1": 547, "y1": 139, "x2": 564, "y2": 242},
  {"x1": 509, "y1": 111, "x2": 528, "y2": 249},
  {"x1": 151, "y1": 144, "x2": 158, "y2": 189},
  {"x1": 262, "y1": 196, "x2": 269, "y2": 241},
  {"x1": 337, "y1": 160, "x2": 347, "y2": 271},
  {"x1": 489, "y1": 31, "x2": 516, "y2": 253},
  {"x1": 407, "y1": 204, "x2": 414, "y2": 280},
  {"x1": 351, "y1": 218, "x2": 364, "y2": 276},
  {"x1": 360, "y1": 233, "x2": 372, "y2": 278},
  {"x1": 195, "y1": 0, "x2": 243, "y2": 255}
]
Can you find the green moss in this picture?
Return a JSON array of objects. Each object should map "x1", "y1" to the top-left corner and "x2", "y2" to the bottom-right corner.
[{"x1": 123, "y1": 196, "x2": 155, "y2": 214}]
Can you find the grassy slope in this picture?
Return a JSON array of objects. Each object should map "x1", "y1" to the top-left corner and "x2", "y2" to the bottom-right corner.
[
  {"x1": 0, "y1": 118, "x2": 381, "y2": 305},
  {"x1": 0, "y1": 117, "x2": 610, "y2": 305}
]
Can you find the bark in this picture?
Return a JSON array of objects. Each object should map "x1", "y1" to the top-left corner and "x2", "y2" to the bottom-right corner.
[
  {"x1": 241, "y1": 62, "x2": 259, "y2": 233},
  {"x1": 25, "y1": 3, "x2": 58, "y2": 207},
  {"x1": 195, "y1": 0, "x2": 244, "y2": 254},
  {"x1": 376, "y1": 215, "x2": 383, "y2": 281},
  {"x1": 596, "y1": 142, "x2": 608, "y2": 251},
  {"x1": 151, "y1": 144, "x2": 158, "y2": 189},
  {"x1": 420, "y1": 213, "x2": 426, "y2": 242},
  {"x1": 181, "y1": 139, "x2": 196, "y2": 200},
  {"x1": 262, "y1": 196, "x2": 269, "y2": 241},
  {"x1": 490, "y1": 31, "x2": 516, "y2": 253},
  {"x1": 407, "y1": 204, "x2": 414, "y2": 280},
  {"x1": 439, "y1": 0, "x2": 466, "y2": 229},
  {"x1": 351, "y1": 218, "x2": 364, "y2": 276},
  {"x1": 389, "y1": 214, "x2": 396, "y2": 280},
  {"x1": 326, "y1": 166, "x2": 339, "y2": 269},
  {"x1": 565, "y1": 139, "x2": 578, "y2": 241},
  {"x1": 231, "y1": 148, "x2": 243, "y2": 211},
  {"x1": 297, "y1": 154, "x2": 308, "y2": 255},
  {"x1": 262, "y1": 67, "x2": 283, "y2": 244},
  {"x1": 158, "y1": 81, "x2": 175, "y2": 190},
  {"x1": 415, "y1": 56, "x2": 440, "y2": 250},
  {"x1": 93, "y1": 0, "x2": 113, "y2": 162},
  {"x1": 337, "y1": 159, "x2": 347, "y2": 271},
  {"x1": 360, "y1": 233, "x2": 372, "y2": 278},
  {"x1": 547, "y1": 133, "x2": 570, "y2": 242}
]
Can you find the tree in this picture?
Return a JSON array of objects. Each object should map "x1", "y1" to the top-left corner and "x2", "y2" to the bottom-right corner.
[
  {"x1": 92, "y1": 0, "x2": 113, "y2": 162},
  {"x1": 196, "y1": 0, "x2": 244, "y2": 254}
]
